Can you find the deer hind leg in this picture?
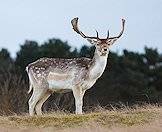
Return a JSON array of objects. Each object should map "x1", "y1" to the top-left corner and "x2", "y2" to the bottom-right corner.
[
  {"x1": 72, "y1": 88, "x2": 86, "y2": 114},
  {"x1": 35, "y1": 91, "x2": 51, "y2": 115},
  {"x1": 28, "y1": 92, "x2": 35, "y2": 116},
  {"x1": 28, "y1": 88, "x2": 47, "y2": 116}
]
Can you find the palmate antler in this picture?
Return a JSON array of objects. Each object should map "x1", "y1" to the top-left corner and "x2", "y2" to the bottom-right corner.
[
  {"x1": 71, "y1": 17, "x2": 99, "y2": 39},
  {"x1": 71, "y1": 17, "x2": 125, "y2": 40}
]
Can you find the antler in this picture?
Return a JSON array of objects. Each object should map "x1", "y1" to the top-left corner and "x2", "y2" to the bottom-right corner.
[
  {"x1": 71, "y1": 17, "x2": 99, "y2": 39},
  {"x1": 71, "y1": 17, "x2": 125, "y2": 40},
  {"x1": 106, "y1": 30, "x2": 110, "y2": 39},
  {"x1": 109, "y1": 19, "x2": 125, "y2": 39}
]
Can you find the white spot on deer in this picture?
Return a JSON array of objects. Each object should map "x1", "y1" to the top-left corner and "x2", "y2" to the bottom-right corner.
[{"x1": 37, "y1": 73, "x2": 41, "y2": 77}]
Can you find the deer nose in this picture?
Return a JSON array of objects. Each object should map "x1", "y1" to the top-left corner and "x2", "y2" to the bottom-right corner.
[{"x1": 104, "y1": 49, "x2": 107, "y2": 51}]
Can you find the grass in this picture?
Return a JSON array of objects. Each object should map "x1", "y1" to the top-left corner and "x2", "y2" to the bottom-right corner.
[{"x1": 0, "y1": 106, "x2": 161, "y2": 132}]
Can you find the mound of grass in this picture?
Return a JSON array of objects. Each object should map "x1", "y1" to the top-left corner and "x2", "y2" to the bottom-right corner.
[{"x1": 1, "y1": 107, "x2": 159, "y2": 129}]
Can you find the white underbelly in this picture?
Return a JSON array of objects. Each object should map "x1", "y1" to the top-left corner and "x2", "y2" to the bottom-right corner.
[
  {"x1": 47, "y1": 72, "x2": 75, "y2": 91},
  {"x1": 47, "y1": 72, "x2": 97, "y2": 91},
  {"x1": 48, "y1": 79, "x2": 73, "y2": 90}
]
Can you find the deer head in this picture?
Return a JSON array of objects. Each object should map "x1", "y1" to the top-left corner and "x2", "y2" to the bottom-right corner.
[{"x1": 71, "y1": 17, "x2": 125, "y2": 56}]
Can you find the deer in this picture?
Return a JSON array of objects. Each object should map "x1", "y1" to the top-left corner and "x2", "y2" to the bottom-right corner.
[{"x1": 26, "y1": 17, "x2": 125, "y2": 116}]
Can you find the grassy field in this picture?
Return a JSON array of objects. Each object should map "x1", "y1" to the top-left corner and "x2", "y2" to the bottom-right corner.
[{"x1": 0, "y1": 106, "x2": 162, "y2": 132}]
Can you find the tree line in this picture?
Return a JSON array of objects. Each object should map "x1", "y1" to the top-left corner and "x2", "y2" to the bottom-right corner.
[{"x1": 0, "y1": 38, "x2": 162, "y2": 114}]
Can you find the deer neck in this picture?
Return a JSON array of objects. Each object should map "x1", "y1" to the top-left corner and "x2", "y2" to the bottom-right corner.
[{"x1": 89, "y1": 49, "x2": 109, "y2": 80}]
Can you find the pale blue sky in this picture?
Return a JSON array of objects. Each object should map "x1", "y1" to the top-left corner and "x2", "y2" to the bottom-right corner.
[{"x1": 0, "y1": 0, "x2": 162, "y2": 57}]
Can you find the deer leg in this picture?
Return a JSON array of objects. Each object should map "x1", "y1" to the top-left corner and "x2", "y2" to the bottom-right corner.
[
  {"x1": 28, "y1": 88, "x2": 47, "y2": 116},
  {"x1": 28, "y1": 92, "x2": 35, "y2": 116},
  {"x1": 35, "y1": 91, "x2": 51, "y2": 115},
  {"x1": 72, "y1": 88, "x2": 86, "y2": 114}
]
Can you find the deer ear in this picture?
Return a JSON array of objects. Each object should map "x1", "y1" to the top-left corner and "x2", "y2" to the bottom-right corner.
[
  {"x1": 107, "y1": 38, "x2": 118, "y2": 45},
  {"x1": 87, "y1": 39, "x2": 98, "y2": 45}
]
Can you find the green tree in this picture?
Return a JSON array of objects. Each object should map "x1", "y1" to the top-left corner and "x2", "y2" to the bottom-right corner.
[
  {"x1": 79, "y1": 45, "x2": 95, "y2": 58},
  {"x1": 15, "y1": 40, "x2": 39, "y2": 72},
  {"x1": 39, "y1": 39, "x2": 73, "y2": 58},
  {"x1": 0, "y1": 48, "x2": 13, "y2": 73}
]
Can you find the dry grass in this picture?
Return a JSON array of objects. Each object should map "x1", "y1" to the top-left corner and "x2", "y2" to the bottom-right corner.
[{"x1": 0, "y1": 105, "x2": 161, "y2": 132}]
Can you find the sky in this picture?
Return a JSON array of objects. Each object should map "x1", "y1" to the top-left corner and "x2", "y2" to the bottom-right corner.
[{"x1": 0, "y1": 0, "x2": 162, "y2": 57}]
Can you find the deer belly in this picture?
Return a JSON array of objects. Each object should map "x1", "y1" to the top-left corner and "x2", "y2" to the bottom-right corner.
[
  {"x1": 47, "y1": 72, "x2": 74, "y2": 90},
  {"x1": 48, "y1": 80, "x2": 73, "y2": 90}
]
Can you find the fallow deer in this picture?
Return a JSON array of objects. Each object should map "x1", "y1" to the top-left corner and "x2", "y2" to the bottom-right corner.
[{"x1": 26, "y1": 17, "x2": 125, "y2": 115}]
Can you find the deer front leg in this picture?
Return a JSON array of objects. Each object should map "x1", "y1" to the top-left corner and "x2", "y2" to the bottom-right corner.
[{"x1": 72, "y1": 88, "x2": 85, "y2": 114}]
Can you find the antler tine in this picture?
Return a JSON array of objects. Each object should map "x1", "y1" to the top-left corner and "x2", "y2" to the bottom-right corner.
[
  {"x1": 106, "y1": 30, "x2": 109, "y2": 39},
  {"x1": 109, "y1": 19, "x2": 125, "y2": 39},
  {"x1": 71, "y1": 17, "x2": 99, "y2": 39},
  {"x1": 95, "y1": 30, "x2": 99, "y2": 39}
]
